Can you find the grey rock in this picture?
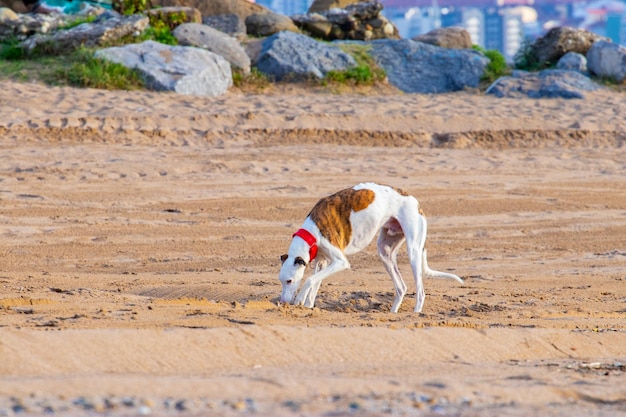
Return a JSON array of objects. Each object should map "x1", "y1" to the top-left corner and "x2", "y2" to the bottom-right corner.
[
  {"x1": 556, "y1": 51, "x2": 588, "y2": 73},
  {"x1": 587, "y1": 40, "x2": 626, "y2": 83},
  {"x1": 255, "y1": 30, "x2": 356, "y2": 81},
  {"x1": 173, "y1": 22, "x2": 250, "y2": 73},
  {"x1": 412, "y1": 27, "x2": 472, "y2": 49},
  {"x1": 529, "y1": 26, "x2": 609, "y2": 66},
  {"x1": 20, "y1": 14, "x2": 148, "y2": 54},
  {"x1": 486, "y1": 69, "x2": 600, "y2": 99},
  {"x1": 245, "y1": 12, "x2": 299, "y2": 37},
  {"x1": 202, "y1": 13, "x2": 246, "y2": 40},
  {"x1": 95, "y1": 40, "x2": 232, "y2": 96},
  {"x1": 370, "y1": 39, "x2": 489, "y2": 93}
]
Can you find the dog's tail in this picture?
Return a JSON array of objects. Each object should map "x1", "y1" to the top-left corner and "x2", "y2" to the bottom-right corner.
[{"x1": 422, "y1": 249, "x2": 464, "y2": 283}]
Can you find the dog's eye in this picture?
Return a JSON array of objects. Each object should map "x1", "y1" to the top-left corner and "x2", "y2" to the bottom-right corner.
[
  {"x1": 285, "y1": 280, "x2": 292, "y2": 285},
  {"x1": 294, "y1": 257, "x2": 306, "y2": 267},
  {"x1": 280, "y1": 254, "x2": 288, "y2": 264}
]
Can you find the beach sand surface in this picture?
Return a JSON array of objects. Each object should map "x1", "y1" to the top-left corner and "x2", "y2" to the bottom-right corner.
[{"x1": 1, "y1": 80, "x2": 625, "y2": 416}]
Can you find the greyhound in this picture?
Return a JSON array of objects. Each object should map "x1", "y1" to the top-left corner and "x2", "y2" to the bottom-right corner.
[{"x1": 279, "y1": 182, "x2": 463, "y2": 313}]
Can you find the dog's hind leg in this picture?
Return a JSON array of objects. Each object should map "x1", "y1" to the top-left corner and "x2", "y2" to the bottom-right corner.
[
  {"x1": 396, "y1": 202, "x2": 428, "y2": 313},
  {"x1": 377, "y1": 227, "x2": 408, "y2": 313}
]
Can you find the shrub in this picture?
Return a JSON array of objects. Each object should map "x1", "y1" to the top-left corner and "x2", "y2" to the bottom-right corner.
[{"x1": 473, "y1": 45, "x2": 510, "y2": 82}]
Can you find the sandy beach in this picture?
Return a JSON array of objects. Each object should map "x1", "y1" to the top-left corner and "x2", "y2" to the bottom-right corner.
[{"x1": 1, "y1": 80, "x2": 625, "y2": 416}]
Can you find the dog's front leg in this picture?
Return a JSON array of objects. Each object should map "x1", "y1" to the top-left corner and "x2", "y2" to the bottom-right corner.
[{"x1": 295, "y1": 257, "x2": 349, "y2": 307}]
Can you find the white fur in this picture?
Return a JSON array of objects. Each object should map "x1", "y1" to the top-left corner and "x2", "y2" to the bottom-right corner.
[{"x1": 279, "y1": 183, "x2": 463, "y2": 313}]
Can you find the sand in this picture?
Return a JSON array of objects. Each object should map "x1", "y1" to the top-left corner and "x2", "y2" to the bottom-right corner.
[{"x1": 0, "y1": 80, "x2": 625, "y2": 416}]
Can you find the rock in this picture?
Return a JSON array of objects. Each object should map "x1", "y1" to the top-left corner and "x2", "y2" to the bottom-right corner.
[
  {"x1": 0, "y1": 7, "x2": 18, "y2": 21},
  {"x1": 486, "y1": 69, "x2": 600, "y2": 99},
  {"x1": 202, "y1": 13, "x2": 246, "y2": 40},
  {"x1": 0, "y1": 12, "x2": 71, "y2": 41},
  {"x1": 412, "y1": 27, "x2": 472, "y2": 49},
  {"x1": 173, "y1": 22, "x2": 250, "y2": 73},
  {"x1": 529, "y1": 26, "x2": 609, "y2": 67},
  {"x1": 255, "y1": 30, "x2": 356, "y2": 81},
  {"x1": 587, "y1": 40, "x2": 626, "y2": 83},
  {"x1": 370, "y1": 39, "x2": 488, "y2": 93},
  {"x1": 149, "y1": 0, "x2": 269, "y2": 21},
  {"x1": 245, "y1": 12, "x2": 299, "y2": 37},
  {"x1": 292, "y1": 1, "x2": 399, "y2": 41},
  {"x1": 144, "y1": 6, "x2": 201, "y2": 30},
  {"x1": 556, "y1": 51, "x2": 588, "y2": 73},
  {"x1": 20, "y1": 14, "x2": 148, "y2": 54},
  {"x1": 94, "y1": 40, "x2": 232, "y2": 96},
  {"x1": 308, "y1": 0, "x2": 361, "y2": 13}
]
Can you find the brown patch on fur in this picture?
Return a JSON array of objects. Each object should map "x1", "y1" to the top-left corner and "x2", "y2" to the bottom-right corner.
[
  {"x1": 393, "y1": 187, "x2": 409, "y2": 196},
  {"x1": 308, "y1": 188, "x2": 375, "y2": 249}
]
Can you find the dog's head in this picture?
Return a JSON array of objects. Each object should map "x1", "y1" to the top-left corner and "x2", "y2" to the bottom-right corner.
[{"x1": 278, "y1": 253, "x2": 308, "y2": 304}]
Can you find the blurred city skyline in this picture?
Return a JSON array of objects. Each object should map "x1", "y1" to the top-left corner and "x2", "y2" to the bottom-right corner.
[{"x1": 255, "y1": 0, "x2": 626, "y2": 60}]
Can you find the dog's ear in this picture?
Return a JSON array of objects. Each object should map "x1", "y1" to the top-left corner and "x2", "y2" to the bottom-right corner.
[
  {"x1": 294, "y1": 256, "x2": 306, "y2": 267},
  {"x1": 280, "y1": 254, "x2": 288, "y2": 264}
]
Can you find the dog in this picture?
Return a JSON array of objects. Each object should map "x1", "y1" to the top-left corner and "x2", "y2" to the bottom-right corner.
[{"x1": 279, "y1": 182, "x2": 463, "y2": 313}]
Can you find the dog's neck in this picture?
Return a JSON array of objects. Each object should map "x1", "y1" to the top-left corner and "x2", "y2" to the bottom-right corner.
[{"x1": 293, "y1": 228, "x2": 318, "y2": 261}]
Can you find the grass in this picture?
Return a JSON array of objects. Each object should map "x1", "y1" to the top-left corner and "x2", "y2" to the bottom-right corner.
[
  {"x1": 324, "y1": 43, "x2": 387, "y2": 87},
  {"x1": 472, "y1": 45, "x2": 510, "y2": 82}
]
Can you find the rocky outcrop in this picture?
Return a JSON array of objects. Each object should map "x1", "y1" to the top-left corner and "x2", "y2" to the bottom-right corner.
[
  {"x1": 149, "y1": 0, "x2": 268, "y2": 20},
  {"x1": 528, "y1": 26, "x2": 609, "y2": 67},
  {"x1": 21, "y1": 14, "x2": 148, "y2": 54},
  {"x1": 95, "y1": 40, "x2": 232, "y2": 96},
  {"x1": 412, "y1": 27, "x2": 472, "y2": 49},
  {"x1": 371, "y1": 39, "x2": 488, "y2": 93},
  {"x1": 586, "y1": 41, "x2": 626, "y2": 83},
  {"x1": 292, "y1": 1, "x2": 398, "y2": 41},
  {"x1": 173, "y1": 22, "x2": 250, "y2": 73},
  {"x1": 245, "y1": 12, "x2": 299, "y2": 37},
  {"x1": 307, "y1": 0, "x2": 361, "y2": 13},
  {"x1": 202, "y1": 13, "x2": 245, "y2": 40},
  {"x1": 255, "y1": 31, "x2": 356, "y2": 81},
  {"x1": 486, "y1": 69, "x2": 600, "y2": 99}
]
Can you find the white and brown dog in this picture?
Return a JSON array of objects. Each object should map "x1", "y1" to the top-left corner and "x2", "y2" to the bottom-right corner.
[{"x1": 279, "y1": 182, "x2": 463, "y2": 313}]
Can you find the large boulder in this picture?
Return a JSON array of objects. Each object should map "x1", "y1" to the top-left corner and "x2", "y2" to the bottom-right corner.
[
  {"x1": 292, "y1": 1, "x2": 399, "y2": 41},
  {"x1": 173, "y1": 22, "x2": 250, "y2": 73},
  {"x1": 245, "y1": 11, "x2": 299, "y2": 37},
  {"x1": 255, "y1": 30, "x2": 356, "y2": 81},
  {"x1": 486, "y1": 69, "x2": 600, "y2": 99},
  {"x1": 370, "y1": 39, "x2": 489, "y2": 94},
  {"x1": 412, "y1": 27, "x2": 472, "y2": 49},
  {"x1": 94, "y1": 40, "x2": 232, "y2": 96},
  {"x1": 307, "y1": 0, "x2": 361, "y2": 13},
  {"x1": 0, "y1": 0, "x2": 27, "y2": 13},
  {"x1": 529, "y1": 26, "x2": 609, "y2": 67},
  {"x1": 149, "y1": 0, "x2": 269, "y2": 20},
  {"x1": 20, "y1": 14, "x2": 148, "y2": 54},
  {"x1": 586, "y1": 40, "x2": 626, "y2": 83},
  {"x1": 202, "y1": 13, "x2": 246, "y2": 40}
]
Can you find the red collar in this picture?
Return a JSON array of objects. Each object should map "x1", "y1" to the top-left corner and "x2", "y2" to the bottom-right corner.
[{"x1": 292, "y1": 228, "x2": 318, "y2": 261}]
